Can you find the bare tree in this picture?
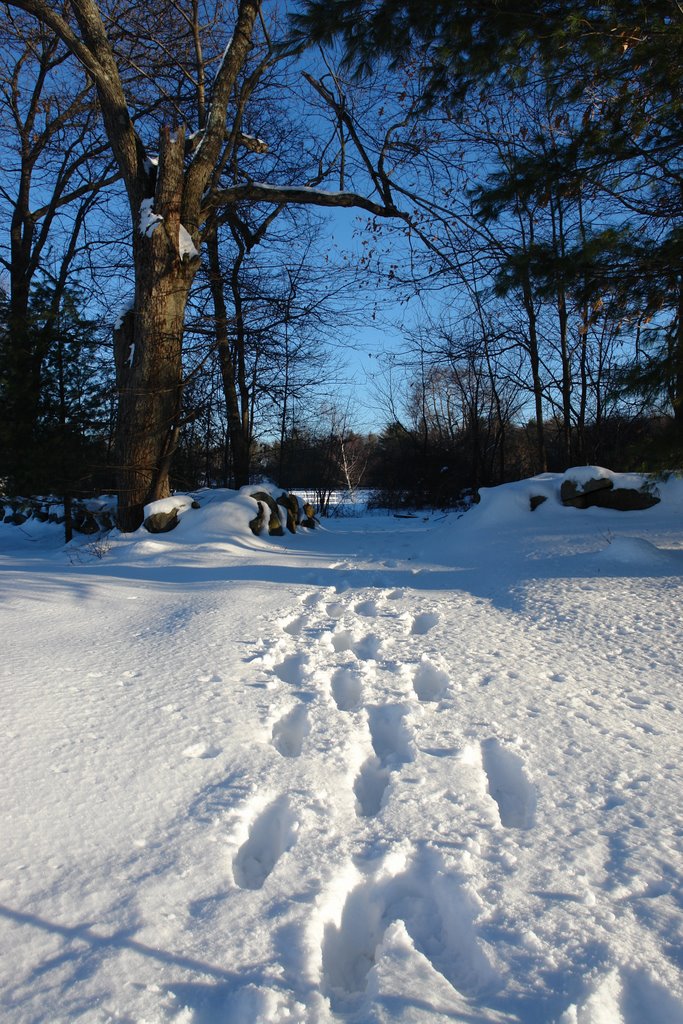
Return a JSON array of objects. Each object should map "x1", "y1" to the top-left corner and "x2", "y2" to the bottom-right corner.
[{"x1": 5, "y1": 0, "x2": 404, "y2": 529}]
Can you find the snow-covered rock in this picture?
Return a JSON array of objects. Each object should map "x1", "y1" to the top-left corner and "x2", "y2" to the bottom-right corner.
[{"x1": 560, "y1": 465, "x2": 660, "y2": 510}]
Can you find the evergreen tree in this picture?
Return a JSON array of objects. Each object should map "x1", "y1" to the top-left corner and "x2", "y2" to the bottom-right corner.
[
  {"x1": 0, "y1": 282, "x2": 112, "y2": 497},
  {"x1": 291, "y1": 0, "x2": 682, "y2": 444}
]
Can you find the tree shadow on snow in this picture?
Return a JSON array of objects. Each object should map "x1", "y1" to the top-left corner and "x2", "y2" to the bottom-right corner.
[
  {"x1": 0, "y1": 903, "x2": 252, "y2": 1018},
  {"x1": 2, "y1": 530, "x2": 682, "y2": 616}
]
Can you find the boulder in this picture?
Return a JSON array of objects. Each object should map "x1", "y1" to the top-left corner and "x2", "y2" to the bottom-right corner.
[
  {"x1": 250, "y1": 491, "x2": 284, "y2": 536},
  {"x1": 5, "y1": 511, "x2": 28, "y2": 526},
  {"x1": 560, "y1": 468, "x2": 660, "y2": 511},
  {"x1": 249, "y1": 500, "x2": 266, "y2": 536},
  {"x1": 588, "y1": 487, "x2": 660, "y2": 511},
  {"x1": 560, "y1": 474, "x2": 612, "y2": 508},
  {"x1": 529, "y1": 495, "x2": 547, "y2": 511},
  {"x1": 97, "y1": 511, "x2": 115, "y2": 531},
  {"x1": 277, "y1": 493, "x2": 299, "y2": 534},
  {"x1": 144, "y1": 508, "x2": 180, "y2": 533},
  {"x1": 71, "y1": 510, "x2": 100, "y2": 534},
  {"x1": 301, "y1": 501, "x2": 318, "y2": 528}
]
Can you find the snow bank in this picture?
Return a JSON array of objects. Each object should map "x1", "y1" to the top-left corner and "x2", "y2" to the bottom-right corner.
[
  {"x1": 461, "y1": 469, "x2": 681, "y2": 532},
  {"x1": 462, "y1": 473, "x2": 564, "y2": 529},
  {"x1": 594, "y1": 534, "x2": 683, "y2": 568}
]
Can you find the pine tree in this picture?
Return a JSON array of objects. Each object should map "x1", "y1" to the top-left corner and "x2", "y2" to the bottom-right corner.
[{"x1": 291, "y1": 0, "x2": 683, "y2": 444}]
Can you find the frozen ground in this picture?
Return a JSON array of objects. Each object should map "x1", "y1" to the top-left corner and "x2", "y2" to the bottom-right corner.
[{"x1": 1, "y1": 472, "x2": 682, "y2": 1024}]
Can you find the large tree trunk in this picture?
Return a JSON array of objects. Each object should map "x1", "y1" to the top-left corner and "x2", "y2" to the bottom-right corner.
[
  {"x1": 113, "y1": 273, "x2": 192, "y2": 531},
  {"x1": 113, "y1": 129, "x2": 199, "y2": 532}
]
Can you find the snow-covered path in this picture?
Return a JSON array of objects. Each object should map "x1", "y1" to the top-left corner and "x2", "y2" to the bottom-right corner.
[{"x1": 1, "y1": 477, "x2": 683, "y2": 1023}]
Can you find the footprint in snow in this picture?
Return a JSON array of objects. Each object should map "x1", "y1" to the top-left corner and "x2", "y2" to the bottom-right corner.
[
  {"x1": 558, "y1": 966, "x2": 683, "y2": 1024},
  {"x1": 273, "y1": 652, "x2": 309, "y2": 686},
  {"x1": 331, "y1": 666, "x2": 363, "y2": 712},
  {"x1": 480, "y1": 738, "x2": 536, "y2": 830},
  {"x1": 354, "y1": 705, "x2": 413, "y2": 818},
  {"x1": 232, "y1": 796, "x2": 298, "y2": 890},
  {"x1": 326, "y1": 601, "x2": 346, "y2": 619},
  {"x1": 368, "y1": 704, "x2": 414, "y2": 766},
  {"x1": 412, "y1": 657, "x2": 449, "y2": 702},
  {"x1": 354, "y1": 757, "x2": 391, "y2": 818},
  {"x1": 282, "y1": 615, "x2": 306, "y2": 637},
  {"x1": 355, "y1": 598, "x2": 379, "y2": 617},
  {"x1": 271, "y1": 705, "x2": 309, "y2": 758},
  {"x1": 321, "y1": 846, "x2": 498, "y2": 1011},
  {"x1": 354, "y1": 634, "x2": 382, "y2": 662},
  {"x1": 410, "y1": 611, "x2": 440, "y2": 636},
  {"x1": 331, "y1": 629, "x2": 355, "y2": 653},
  {"x1": 182, "y1": 742, "x2": 221, "y2": 759}
]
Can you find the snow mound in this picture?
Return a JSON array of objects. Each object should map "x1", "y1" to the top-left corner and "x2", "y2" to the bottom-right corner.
[
  {"x1": 461, "y1": 474, "x2": 563, "y2": 529},
  {"x1": 595, "y1": 535, "x2": 679, "y2": 566},
  {"x1": 141, "y1": 485, "x2": 312, "y2": 546},
  {"x1": 464, "y1": 470, "x2": 681, "y2": 532},
  {"x1": 416, "y1": 470, "x2": 682, "y2": 574}
]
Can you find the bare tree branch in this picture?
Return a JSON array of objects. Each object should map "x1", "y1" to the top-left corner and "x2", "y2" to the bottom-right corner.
[{"x1": 206, "y1": 181, "x2": 403, "y2": 219}]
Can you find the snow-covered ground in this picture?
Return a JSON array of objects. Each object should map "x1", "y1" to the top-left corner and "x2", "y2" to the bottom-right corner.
[{"x1": 2, "y1": 472, "x2": 682, "y2": 1024}]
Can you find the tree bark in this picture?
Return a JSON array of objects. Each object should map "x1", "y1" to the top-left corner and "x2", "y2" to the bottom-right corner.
[{"x1": 113, "y1": 128, "x2": 199, "y2": 531}]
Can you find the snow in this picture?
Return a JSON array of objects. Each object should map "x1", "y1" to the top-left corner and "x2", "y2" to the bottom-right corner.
[
  {"x1": 113, "y1": 298, "x2": 134, "y2": 332},
  {"x1": 237, "y1": 181, "x2": 386, "y2": 200},
  {"x1": 143, "y1": 494, "x2": 196, "y2": 520},
  {"x1": 217, "y1": 33, "x2": 234, "y2": 75},
  {"x1": 241, "y1": 133, "x2": 268, "y2": 149},
  {"x1": 187, "y1": 32, "x2": 234, "y2": 168},
  {"x1": 139, "y1": 197, "x2": 163, "y2": 237},
  {"x1": 561, "y1": 465, "x2": 648, "y2": 491},
  {"x1": 1, "y1": 473, "x2": 682, "y2": 1023},
  {"x1": 179, "y1": 225, "x2": 199, "y2": 260},
  {"x1": 137, "y1": 204, "x2": 198, "y2": 258}
]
